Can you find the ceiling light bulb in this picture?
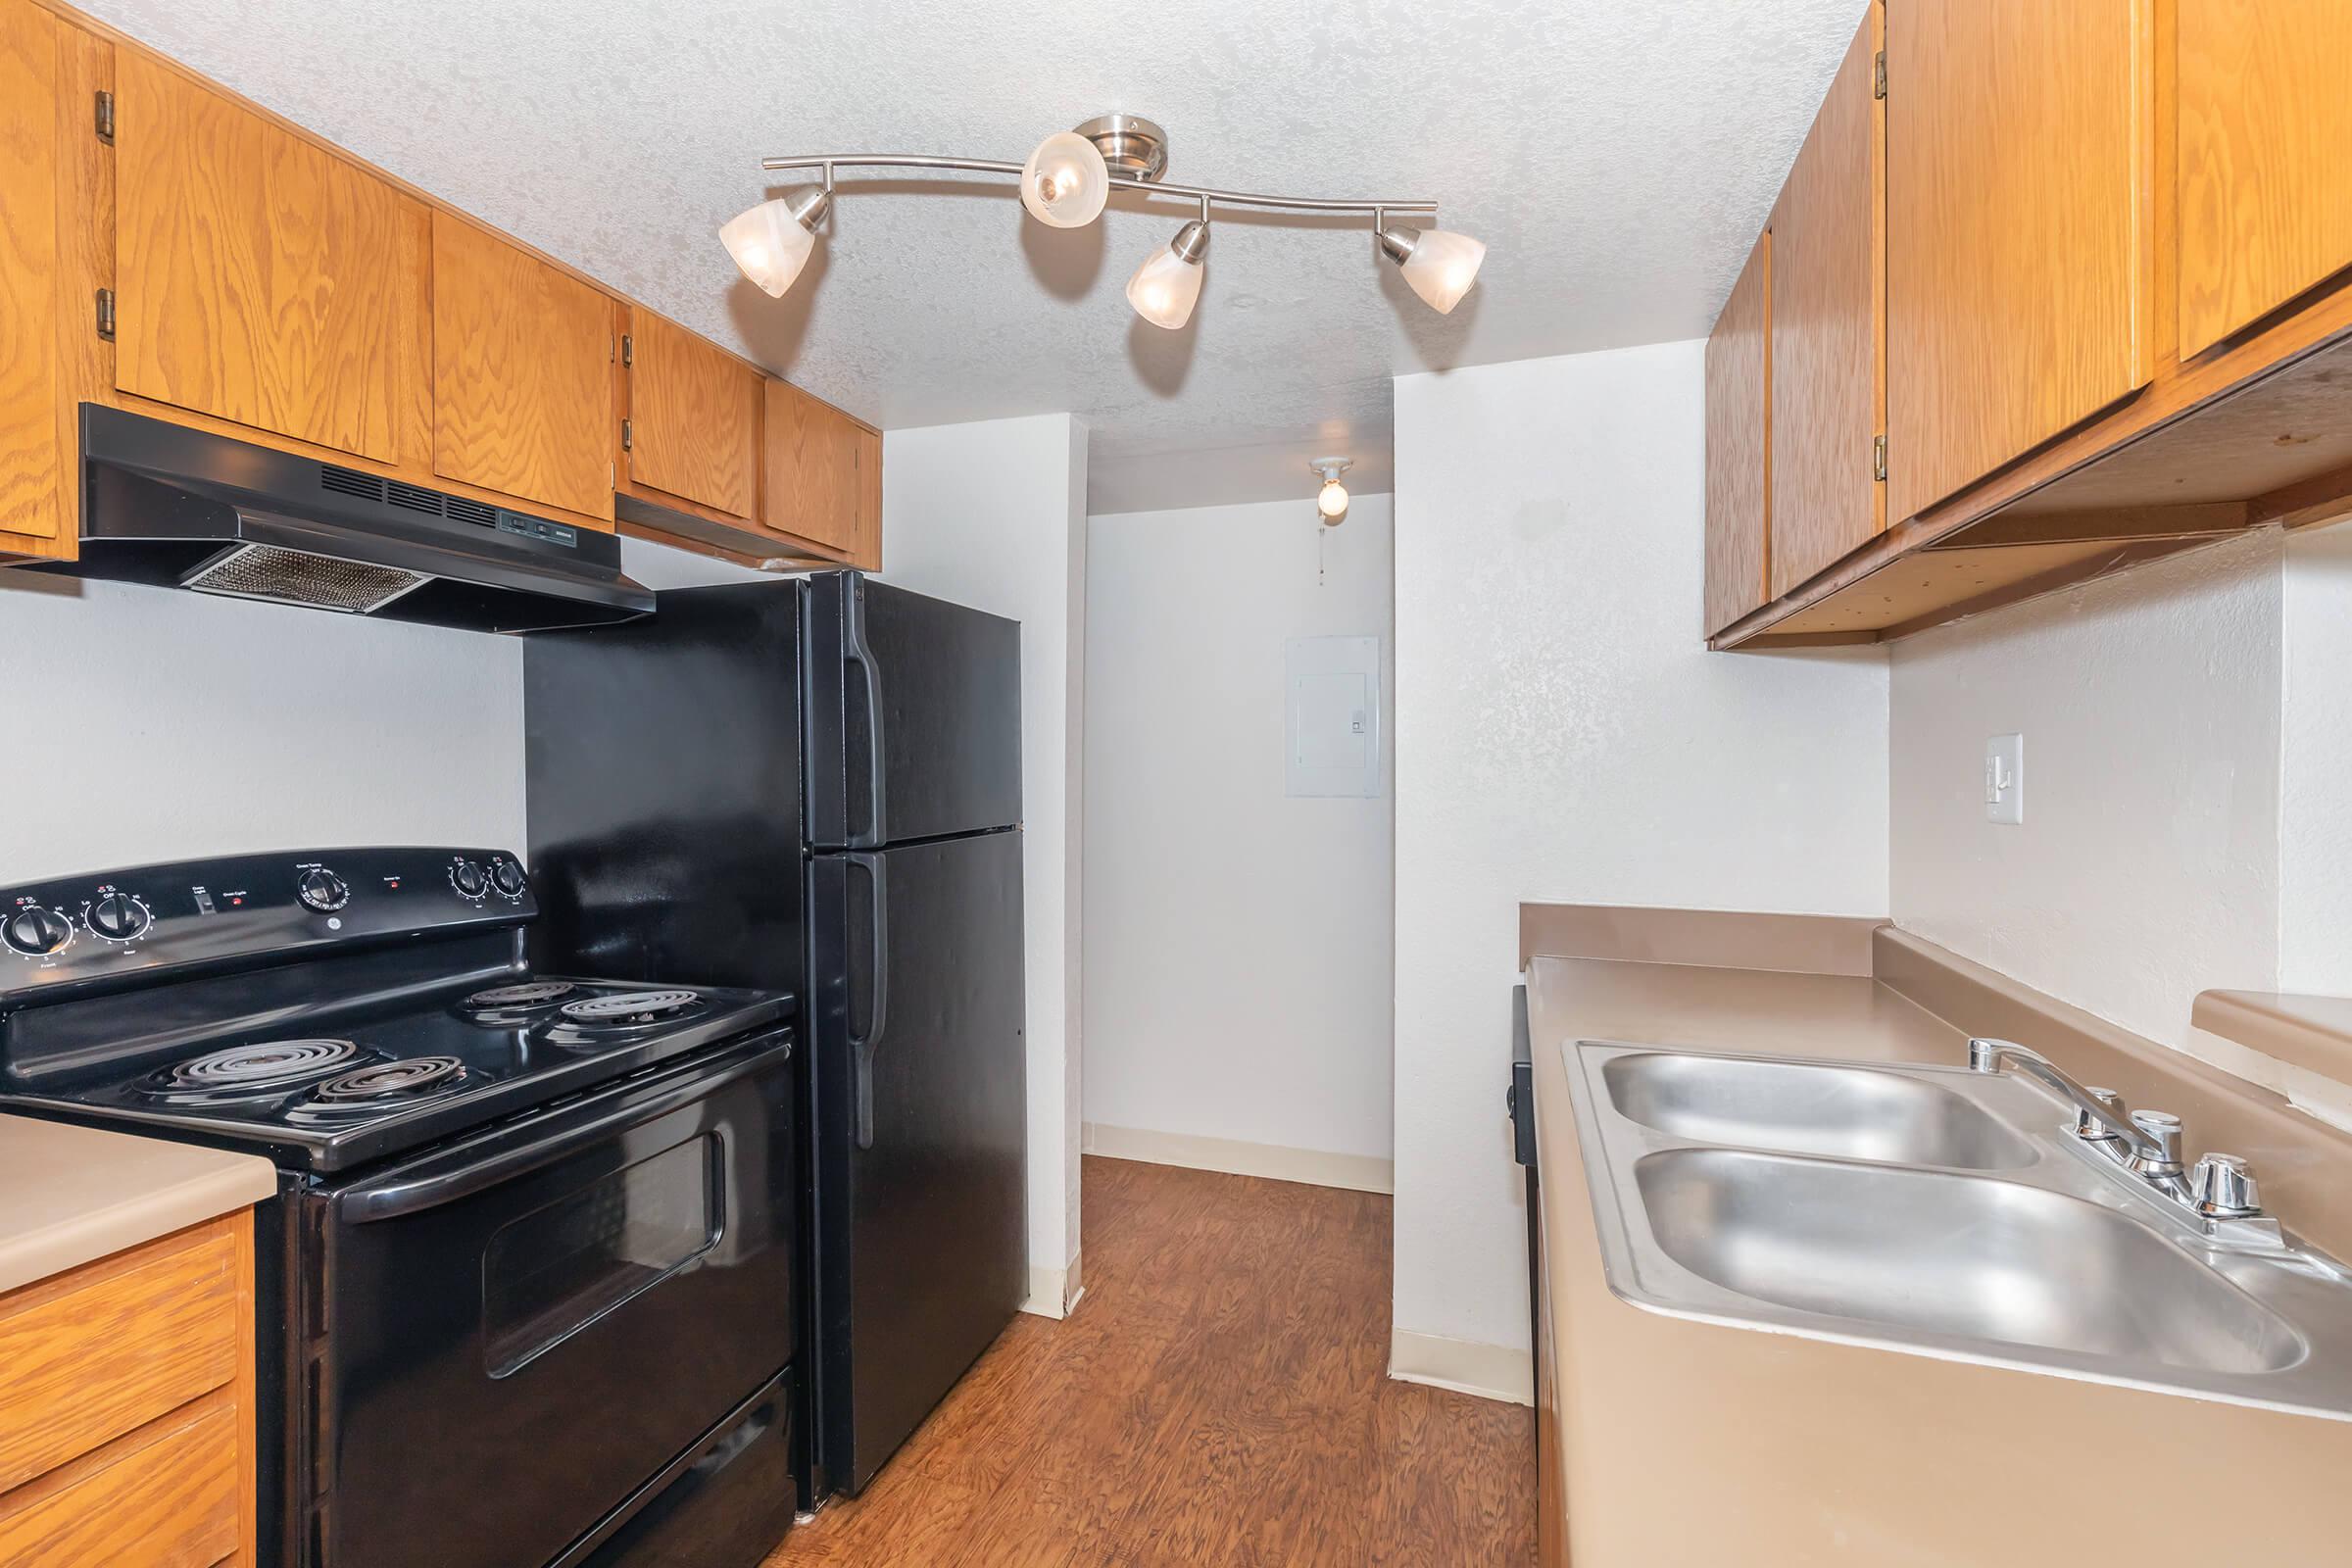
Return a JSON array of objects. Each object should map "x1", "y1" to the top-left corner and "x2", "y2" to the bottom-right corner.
[
  {"x1": 1309, "y1": 457, "x2": 1353, "y2": 525},
  {"x1": 721, "y1": 187, "x2": 831, "y2": 298},
  {"x1": 1021, "y1": 131, "x2": 1111, "y2": 227},
  {"x1": 1378, "y1": 226, "x2": 1487, "y2": 314},
  {"x1": 1126, "y1": 219, "x2": 1208, "y2": 330}
]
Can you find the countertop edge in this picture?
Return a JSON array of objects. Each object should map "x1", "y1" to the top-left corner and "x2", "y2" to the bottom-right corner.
[{"x1": 0, "y1": 1119, "x2": 278, "y2": 1298}]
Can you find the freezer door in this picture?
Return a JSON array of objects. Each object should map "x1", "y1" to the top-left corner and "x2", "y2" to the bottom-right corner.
[
  {"x1": 807, "y1": 828, "x2": 1026, "y2": 1494},
  {"x1": 804, "y1": 571, "x2": 1022, "y2": 849}
]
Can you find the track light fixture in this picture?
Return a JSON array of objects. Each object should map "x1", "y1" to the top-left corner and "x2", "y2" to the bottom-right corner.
[
  {"x1": 729, "y1": 116, "x2": 1486, "y2": 326},
  {"x1": 1020, "y1": 130, "x2": 1110, "y2": 227},
  {"x1": 1310, "y1": 457, "x2": 1353, "y2": 526},
  {"x1": 720, "y1": 182, "x2": 834, "y2": 298},
  {"x1": 1127, "y1": 208, "x2": 1210, "y2": 330},
  {"x1": 1377, "y1": 224, "x2": 1487, "y2": 315}
]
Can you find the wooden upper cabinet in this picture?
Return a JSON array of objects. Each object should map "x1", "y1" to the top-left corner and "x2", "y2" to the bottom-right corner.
[
  {"x1": 624, "y1": 311, "x2": 760, "y2": 519},
  {"x1": 1703, "y1": 232, "x2": 1770, "y2": 635},
  {"x1": 2176, "y1": 0, "x2": 2352, "y2": 360},
  {"x1": 0, "y1": 0, "x2": 65, "y2": 551},
  {"x1": 113, "y1": 52, "x2": 429, "y2": 466},
  {"x1": 430, "y1": 215, "x2": 614, "y2": 522},
  {"x1": 1886, "y1": 0, "x2": 2150, "y2": 523},
  {"x1": 763, "y1": 378, "x2": 880, "y2": 569},
  {"x1": 1768, "y1": 8, "x2": 1884, "y2": 600}
]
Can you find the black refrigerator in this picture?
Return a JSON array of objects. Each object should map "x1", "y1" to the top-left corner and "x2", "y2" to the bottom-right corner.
[{"x1": 522, "y1": 570, "x2": 1028, "y2": 1505}]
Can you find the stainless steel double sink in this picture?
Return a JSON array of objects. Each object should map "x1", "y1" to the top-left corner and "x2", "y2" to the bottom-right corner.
[{"x1": 1564, "y1": 1042, "x2": 2352, "y2": 1419}]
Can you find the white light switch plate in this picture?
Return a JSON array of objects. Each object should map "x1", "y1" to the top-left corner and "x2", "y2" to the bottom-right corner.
[{"x1": 1984, "y1": 733, "x2": 2024, "y2": 824}]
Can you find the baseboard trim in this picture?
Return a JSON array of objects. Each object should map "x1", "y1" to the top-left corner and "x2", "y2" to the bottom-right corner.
[
  {"x1": 1020, "y1": 1248, "x2": 1083, "y2": 1320},
  {"x1": 1388, "y1": 1329, "x2": 1535, "y2": 1406},
  {"x1": 1081, "y1": 1122, "x2": 1394, "y2": 1195}
]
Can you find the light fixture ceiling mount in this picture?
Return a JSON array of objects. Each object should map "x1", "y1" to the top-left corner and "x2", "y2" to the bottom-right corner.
[
  {"x1": 729, "y1": 113, "x2": 1485, "y2": 329},
  {"x1": 1070, "y1": 113, "x2": 1169, "y2": 182}
]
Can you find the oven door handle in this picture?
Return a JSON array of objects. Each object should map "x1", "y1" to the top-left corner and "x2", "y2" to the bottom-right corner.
[{"x1": 333, "y1": 1038, "x2": 791, "y2": 1224}]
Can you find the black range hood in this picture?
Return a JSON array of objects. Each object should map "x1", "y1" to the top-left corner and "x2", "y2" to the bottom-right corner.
[{"x1": 44, "y1": 404, "x2": 654, "y2": 633}]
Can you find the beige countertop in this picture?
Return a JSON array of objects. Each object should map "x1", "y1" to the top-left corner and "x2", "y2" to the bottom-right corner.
[
  {"x1": 0, "y1": 1113, "x2": 278, "y2": 1296},
  {"x1": 1523, "y1": 910, "x2": 2350, "y2": 1566}
]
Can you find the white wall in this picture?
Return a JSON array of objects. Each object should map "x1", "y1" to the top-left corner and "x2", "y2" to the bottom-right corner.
[
  {"x1": 0, "y1": 573, "x2": 523, "y2": 882},
  {"x1": 1391, "y1": 340, "x2": 1890, "y2": 1384},
  {"x1": 880, "y1": 414, "x2": 1089, "y2": 1315},
  {"x1": 1888, "y1": 531, "x2": 2284, "y2": 1051},
  {"x1": 1083, "y1": 497, "x2": 1396, "y2": 1180},
  {"x1": 2280, "y1": 520, "x2": 2352, "y2": 997}
]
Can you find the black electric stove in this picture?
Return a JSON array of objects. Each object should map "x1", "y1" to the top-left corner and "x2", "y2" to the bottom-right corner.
[
  {"x1": 10, "y1": 966, "x2": 789, "y2": 1170},
  {"x1": 0, "y1": 847, "x2": 803, "y2": 1568}
]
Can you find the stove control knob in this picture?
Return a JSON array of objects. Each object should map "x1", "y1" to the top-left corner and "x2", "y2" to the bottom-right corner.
[
  {"x1": 450, "y1": 859, "x2": 488, "y2": 900},
  {"x1": 490, "y1": 859, "x2": 526, "y2": 898},
  {"x1": 3, "y1": 906, "x2": 73, "y2": 956},
  {"x1": 298, "y1": 869, "x2": 350, "y2": 912},
  {"x1": 88, "y1": 892, "x2": 150, "y2": 943}
]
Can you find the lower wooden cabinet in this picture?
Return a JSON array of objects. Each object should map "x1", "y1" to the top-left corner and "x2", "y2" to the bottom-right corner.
[{"x1": 0, "y1": 1212, "x2": 256, "y2": 1568}]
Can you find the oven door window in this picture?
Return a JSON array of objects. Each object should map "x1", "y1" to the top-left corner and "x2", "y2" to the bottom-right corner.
[{"x1": 482, "y1": 1133, "x2": 721, "y2": 1378}]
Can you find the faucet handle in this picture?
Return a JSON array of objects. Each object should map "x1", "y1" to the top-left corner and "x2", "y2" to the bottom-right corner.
[
  {"x1": 2129, "y1": 1109, "x2": 2185, "y2": 1176},
  {"x1": 2073, "y1": 1086, "x2": 2126, "y2": 1141},
  {"x1": 2191, "y1": 1152, "x2": 2263, "y2": 1218}
]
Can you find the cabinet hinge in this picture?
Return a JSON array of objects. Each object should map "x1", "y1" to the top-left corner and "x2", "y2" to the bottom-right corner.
[
  {"x1": 620, "y1": 334, "x2": 633, "y2": 368},
  {"x1": 94, "y1": 287, "x2": 116, "y2": 341},
  {"x1": 1872, "y1": 434, "x2": 1888, "y2": 483},
  {"x1": 94, "y1": 89, "x2": 114, "y2": 143},
  {"x1": 620, "y1": 417, "x2": 633, "y2": 452},
  {"x1": 1873, "y1": 50, "x2": 1886, "y2": 100}
]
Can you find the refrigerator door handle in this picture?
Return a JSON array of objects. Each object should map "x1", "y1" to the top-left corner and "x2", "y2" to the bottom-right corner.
[
  {"x1": 841, "y1": 583, "x2": 890, "y2": 851},
  {"x1": 846, "y1": 851, "x2": 891, "y2": 1149}
]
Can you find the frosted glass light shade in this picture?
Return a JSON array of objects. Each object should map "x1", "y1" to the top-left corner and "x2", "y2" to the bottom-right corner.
[
  {"x1": 1020, "y1": 131, "x2": 1110, "y2": 227},
  {"x1": 1126, "y1": 241, "x2": 1204, "y2": 329},
  {"x1": 1397, "y1": 228, "x2": 1486, "y2": 314},
  {"x1": 721, "y1": 196, "x2": 820, "y2": 298}
]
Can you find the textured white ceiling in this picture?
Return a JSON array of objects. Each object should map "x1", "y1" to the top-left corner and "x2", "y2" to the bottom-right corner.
[{"x1": 78, "y1": 0, "x2": 1861, "y2": 512}]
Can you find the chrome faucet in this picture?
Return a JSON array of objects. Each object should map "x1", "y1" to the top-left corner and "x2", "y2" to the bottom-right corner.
[{"x1": 1965, "y1": 1038, "x2": 2262, "y2": 1220}]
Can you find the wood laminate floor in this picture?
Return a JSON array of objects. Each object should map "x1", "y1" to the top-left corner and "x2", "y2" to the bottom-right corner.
[{"x1": 768, "y1": 1155, "x2": 1536, "y2": 1567}]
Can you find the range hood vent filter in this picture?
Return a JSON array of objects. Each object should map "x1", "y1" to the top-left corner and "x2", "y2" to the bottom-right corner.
[{"x1": 180, "y1": 542, "x2": 430, "y2": 614}]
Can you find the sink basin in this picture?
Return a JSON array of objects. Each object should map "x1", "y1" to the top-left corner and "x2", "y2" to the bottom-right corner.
[
  {"x1": 1636, "y1": 1148, "x2": 2305, "y2": 1375},
  {"x1": 1563, "y1": 1038, "x2": 2352, "y2": 1419},
  {"x1": 1602, "y1": 1052, "x2": 2037, "y2": 1169}
]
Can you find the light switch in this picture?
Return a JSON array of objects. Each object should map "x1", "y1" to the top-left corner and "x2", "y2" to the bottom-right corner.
[{"x1": 1984, "y1": 733, "x2": 2024, "y2": 825}]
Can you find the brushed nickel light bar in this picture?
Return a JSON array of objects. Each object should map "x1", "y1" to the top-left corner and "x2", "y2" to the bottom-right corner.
[{"x1": 726, "y1": 115, "x2": 1486, "y2": 329}]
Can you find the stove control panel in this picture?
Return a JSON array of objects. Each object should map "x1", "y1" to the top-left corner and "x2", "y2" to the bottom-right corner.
[{"x1": 0, "y1": 848, "x2": 536, "y2": 1002}]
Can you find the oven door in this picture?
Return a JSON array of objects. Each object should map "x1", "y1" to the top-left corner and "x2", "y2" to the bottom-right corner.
[{"x1": 305, "y1": 1034, "x2": 795, "y2": 1568}]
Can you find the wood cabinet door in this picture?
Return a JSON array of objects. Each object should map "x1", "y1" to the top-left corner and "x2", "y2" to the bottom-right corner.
[
  {"x1": 0, "y1": 0, "x2": 65, "y2": 549},
  {"x1": 626, "y1": 311, "x2": 760, "y2": 519},
  {"x1": 763, "y1": 377, "x2": 879, "y2": 567},
  {"x1": 1769, "y1": 9, "x2": 1884, "y2": 600},
  {"x1": 1704, "y1": 232, "x2": 1771, "y2": 636},
  {"x1": 1886, "y1": 0, "x2": 2150, "y2": 523},
  {"x1": 430, "y1": 214, "x2": 613, "y2": 521},
  {"x1": 114, "y1": 52, "x2": 428, "y2": 466},
  {"x1": 2177, "y1": 0, "x2": 2352, "y2": 360}
]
